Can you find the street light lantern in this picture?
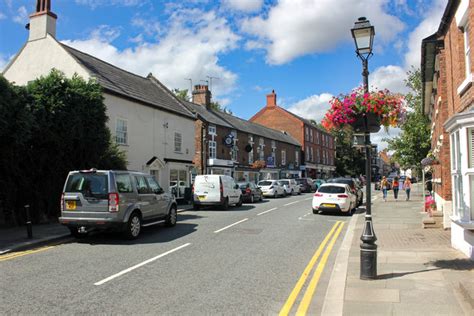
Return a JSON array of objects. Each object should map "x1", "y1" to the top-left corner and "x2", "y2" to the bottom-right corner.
[{"x1": 351, "y1": 17, "x2": 375, "y2": 57}]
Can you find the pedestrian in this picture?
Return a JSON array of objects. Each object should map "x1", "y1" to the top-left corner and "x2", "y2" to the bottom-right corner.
[
  {"x1": 380, "y1": 176, "x2": 389, "y2": 202},
  {"x1": 404, "y1": 177, "x2": 412, "y2": 201},
  {"x1": 393, "y1": 176, "x2": 399, "y2": 201}
]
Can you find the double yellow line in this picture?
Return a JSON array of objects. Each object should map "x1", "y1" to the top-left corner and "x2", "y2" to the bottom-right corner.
[
  {"x1": 280, "y1": 221, "x2": 345, "y2": 316},
  {"x1": 0, "y1": 244, "x2": 57, "y2": 262}
]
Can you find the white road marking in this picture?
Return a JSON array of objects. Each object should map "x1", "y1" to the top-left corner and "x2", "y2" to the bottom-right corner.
[
  {"x1": 94, "y1": 243, "x2": 191, "y2": 286},
  {"x1": 284, "y1": 201, "x2": 301, "y2": 206},
  {"x1": 298, "y1": 212, "x2": 311, "y2": 220},
  {"x1": 214, "y1": 218, "x2": 249, "y2": 233},
  {"x1": 304, "y1": 197, "x2": 313, "y2": 201},
  {"x1": 257, "y1": 207, "x2": 278, "y2": 216}
]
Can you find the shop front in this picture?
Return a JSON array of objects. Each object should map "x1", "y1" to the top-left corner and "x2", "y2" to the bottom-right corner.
[
  {"x1": 234, "y1": 166, "x2": 260, "y2": 184},
  {"x1": 259, "y1": 168, "x2": 280, "y2": 181},
  {"x1": 207, "y1": 158, "x2": 234, "y2": 177},
  {"x1": 166, "y1": 159, "x2": 194, "y2": 200}
]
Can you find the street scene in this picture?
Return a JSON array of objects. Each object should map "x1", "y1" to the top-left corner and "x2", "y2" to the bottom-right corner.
[{"x1": 1, "y1": 0, "x2": 474, "y2": 315}]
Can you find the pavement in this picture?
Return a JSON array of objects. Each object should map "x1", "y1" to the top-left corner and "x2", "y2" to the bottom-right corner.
[
  {"x1": 0, "y1": 204, "x2": 193, "y2": 254},
  {"x1": 1, "y1": 188, "x2": 473, "y2": 315},
  {"x1": 322, "y1": 183, "x2": 474, "y2": 316}
]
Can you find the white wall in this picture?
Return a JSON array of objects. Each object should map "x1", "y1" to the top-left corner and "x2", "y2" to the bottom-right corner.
[{"x1": 3, "y1": 35, "x2": 90, "y2": 84}]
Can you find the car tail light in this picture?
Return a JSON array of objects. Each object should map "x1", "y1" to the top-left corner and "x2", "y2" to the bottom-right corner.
[
  {"x1": 246, "y1": 188, "x2": 251, "y2": 194},
  {"x1": 191, "y1": 184, "x2": 194, "y2": 194},
  {"x1": 108, "y1": 193, "x2": 119, "y2": 213},
  {"x1": 338, "y1": 194, "x2": 349, "y2": 198},
  {"x1": 60, "y1": 193, "x2": 64, "y2": 212},
  {"x1": 314, "y1": 193, "x2": 323, "y2": 197}
]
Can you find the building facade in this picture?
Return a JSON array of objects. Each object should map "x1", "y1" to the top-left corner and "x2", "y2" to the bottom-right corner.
[
  {"x1": 185, "y1": 85, "x2": 302, "y2": 183},
  {"x1": 2, "y1": 1, "x2": 196, "y2": 197},
  {"x1": 250, "y1": 91, "x2": 336, "y2": 179},
  {"x1": 421, "y1": 0, "x2": 474, "y2": 259}
]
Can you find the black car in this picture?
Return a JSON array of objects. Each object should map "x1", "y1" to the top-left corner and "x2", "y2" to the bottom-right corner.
[
  {"x1": 238, "y1": 182, "x2": 263, "y2": 203},
  {"x1": 327, "y1": 177, "x2": 364, "y2": 207},
  {"x1": 295, "y1": 178, "x2": 314, "y2": 193}
]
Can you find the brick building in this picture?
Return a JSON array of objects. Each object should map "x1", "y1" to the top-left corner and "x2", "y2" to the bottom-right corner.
[
  {"x1": 184, "y1": 85, "x2": 302, "y2": 183},
  {"x1": 421, "y1": 0, "x2": 474, "y2": 259},
  {"x1": 249, "y1": 91, "x2": 336, "y2": 179}
]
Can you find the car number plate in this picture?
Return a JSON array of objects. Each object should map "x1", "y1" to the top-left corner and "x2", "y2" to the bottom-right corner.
[
  {"x1": 198, "y1": 195, "x2": 206, "y2": 201},
  {"x1": 322, "y1": 203, "x2": 336, "y2": 208},
  {"x1": 66, "y1": 200, "x2": 76, "y2": 210}
]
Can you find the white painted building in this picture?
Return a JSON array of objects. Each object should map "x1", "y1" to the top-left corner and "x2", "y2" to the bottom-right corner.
[{"x1": 2, "y1": 1, "x2": 196, "y2": 197}]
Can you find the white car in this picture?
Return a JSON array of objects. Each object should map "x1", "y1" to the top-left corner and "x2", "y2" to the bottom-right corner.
[
  {"x1": 312, "y1": 183, "x2": 357, "y2": 215},
  {"x1": 257, "y1": 180, "x2": 286, "y2": 198},
  {"x1": 193, "y1": 175, "x2": 242, "y2": 210},
  {"x1": 278, "y1": 179, "x2": 301, "y2": 195}
]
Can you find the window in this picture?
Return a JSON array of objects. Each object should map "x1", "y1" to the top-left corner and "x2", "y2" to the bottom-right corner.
[
  {"x1": 116, "y1": 174, "x2": 133, "y2": 193},
  {"x1": 305, "y1": 127, "x2": 309, "y2": 141},
  {"x1": 469, "y1": 128, "x2": 474, "y2": 168},
  {"x1": 209, "y1": 140, "x2": 217, "y2": 159},
  {"x1": 316, "y1": 149, "x2": 320, "y2": 163},
  {"x1": 271, "y1": 140, "x2": 276, "y2": 151},
  {"x1": 174, "y1": 132, "x2": 182, "y2": 153},
  {"x1": 310, "y1": 129, "x2": 313, "y2": 143},
  {"x1": 310, "y1": 147, "x2": 314, "y2": 162},
  {"x1": 209, "y1": 125, "x2": 216, "y2": 135},
  {"x1": 248, "y1": 134, "x2": 254, "y2": 164},
  {"x1": 463, "y1": 24, "x2": 471, "y2": 78},
  {"x1": 115, "y1": 118, "x2": 128, "y2": 145},
  {"x1": 135, "y1": 176, "x2": 150, "y2": 194},
  {"x1": 306, "y1": 146, "x2": 310, "y2": 161},
  {"x1": 146, "y1": 177, "x2": 161, "y2": 193},
  {"x1": 295, "y1": 151, "x2": 299, "y2": 166},
  {"x1": 281, "y1": 150, "x2": 286, "y2": 165},
  {"x1": 259, "y1": 138, "x2": 265, "y2": 160},
  {"x1": 316, "y1": 131, "x2": 320, "y2": 144}
]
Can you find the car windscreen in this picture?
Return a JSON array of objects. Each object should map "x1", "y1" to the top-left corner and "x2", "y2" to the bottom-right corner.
[
  {"x1": 318, "y1": 186, "x2": 346, "y2": 194},
  {"x1": 65, "y1": 173, "x2": 108, "y2": 199},
  {"x1": 295, "y1": 179, "x2": 305, "y2": 184},
  {"x1": 258, "y1": 181, "x2": 273, "y2": 186},
  {"x1": 238, "y1": 183, "x2": 248, "y2": 189},
  {"x1": 279, "y1": 180, "x2": 289, "y2": 185}
]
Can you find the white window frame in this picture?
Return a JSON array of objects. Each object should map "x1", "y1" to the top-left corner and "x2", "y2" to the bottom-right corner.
[
  {"x1": 316, "y1": 131, "x2": 320, "y2": 144},
  {"x1": 295, "y1": 151, "x2": 299, "y2": 166},
  {"x1": 310, "y1": 147, "x2": 314, "y2": 162},
  {"x1": 248, "y1": 135, "x2": 254, "y2": 164},
  {"x1": 310, "y1": 129, "x2": 313, "y2": 143},
  {"x1": 115, "y1": 118, "x2": 128, "y2": 145},
  {"x1": 306, "y1": 146, "x2": 310, "y2": 161},
  {"x1": 174, "y1": 132, "x2": 182, "y2": 153},
  {"x1": 209, "y1": 140, "x2": 217, "y2": 159},
  {"x1": 456, "y1": 1, "x2": 473, "y2": 95},
  {"x1": 281, "y1": 150, "x2": 286, "y2": 165},
  {"x1": 208, "y1": 125, "x2": 216, "y2": 136},
  {"x1": 305, "y1": 127, "x2": 309, "y2": 141}
]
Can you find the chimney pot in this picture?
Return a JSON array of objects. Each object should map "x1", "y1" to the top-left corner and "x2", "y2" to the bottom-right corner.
[
  {"x1": 192, "y1": 84, "x2": 212, "y2": 108},
  {"x1": 266, "y1": 90, "x2": 277, "y2": 108}
]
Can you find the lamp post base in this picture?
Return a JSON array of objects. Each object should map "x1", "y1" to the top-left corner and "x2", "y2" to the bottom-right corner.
[{"x1": 360, "y1": 242, "x2": 377, "y2": 279}]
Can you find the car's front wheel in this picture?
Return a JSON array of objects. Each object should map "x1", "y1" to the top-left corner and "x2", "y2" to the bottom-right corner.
[
  {"x1": 165, "y1": 206, "x2": 177, "y2": 227},
  {"x1": 125, "y1": 212, "x2": 141, "y2": 239},
  {"x1": 236, "y1": 196, "x2": 243, "y2": 207}
]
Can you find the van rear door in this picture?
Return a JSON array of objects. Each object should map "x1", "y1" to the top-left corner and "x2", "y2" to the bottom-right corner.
[
  {"x1": 194, "y1": 175, "x2": 220, "y2": 203},
  {"x1": 62, "y1": 171, "x2": 109, "y2": 219}
]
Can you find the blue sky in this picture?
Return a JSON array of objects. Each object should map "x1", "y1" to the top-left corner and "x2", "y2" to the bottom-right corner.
[{"x1": 0, "y1": 0, "x2": 446, "y2": 148}]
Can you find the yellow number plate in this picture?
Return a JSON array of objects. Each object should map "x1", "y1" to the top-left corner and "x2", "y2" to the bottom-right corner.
[
  {"x1": 322, "y1": 203, "x2": 336, "y2": 208},
  {"x1": 66, "y1": 200, "x2": 76, "y2": 210},
  {"x1": 198, "y1": 195, "x2": 206, "y2": 201}
]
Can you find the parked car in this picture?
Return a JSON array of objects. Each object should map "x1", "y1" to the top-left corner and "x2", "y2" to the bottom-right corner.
[
  {"x1": 257, "y1": 180, "x2": 286, "y2": 198},
  {"x1": 59, "y1": 169, "x2": 177, "y2": 239},
  {"x1": 327, "y1": 177, "x2": 364, "y2": 207},
  {"x1": 193, "y1": 175, "x2": 242, "y2": 210},
  {"x1": 295, "y1": 178, "x2": 314, "y2": 193},
  {"x1": 238, "y1": 181, "x2": 263, "y2": 203},
  {"x1": 312, "y1": 183, "x2": 357, "y2": 215},
  {"x1": 278, "y1": 179, "x2": 301, "y2": 195}
]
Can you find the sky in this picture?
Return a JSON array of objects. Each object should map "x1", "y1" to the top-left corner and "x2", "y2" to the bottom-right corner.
[{"x1": 0, "y1": 0, "x2": 446, "y2": 149}]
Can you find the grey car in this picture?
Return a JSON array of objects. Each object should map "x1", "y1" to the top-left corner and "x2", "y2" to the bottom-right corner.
[{"x1": 59, "y1": 169, "x2": 177, "y2": 239}]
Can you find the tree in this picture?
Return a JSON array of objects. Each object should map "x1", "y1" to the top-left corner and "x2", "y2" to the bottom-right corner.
[
  {"x1": 331, "y1": 127, "x2": 365, "y2": 177},
  {"x1": 385, "y1": 68, "x2": 431, "y2": 174},
  {"x1": 0, "y1": 71, "x2": 127, "y2": 225},
  {"x1": 209, "y1": 101, "x2": 233, "y2": 114},
  {"x1": 172, "y1": 88, "x2": 190, "y2": 102}
]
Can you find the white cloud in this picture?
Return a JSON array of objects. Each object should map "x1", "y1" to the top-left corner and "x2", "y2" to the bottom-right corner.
[
  {"x1": 62, "y1": 8, "x2": 240, "y2": 98},
  {"x1": 404, "y1": 0, "x2": 445, "y2": 68},
  {"x1": 75, "y1": 0, "x2": 144, "y2": 9},
  {"x1": 131, "y1": 16, "x2": 161, "y2": 38},
  {"x1": 12, "y1": 6, "x2": 27, "y2": 25},
  {"x1": 372, "y1": 127, "x2": 401, "y2": 151},
  {"x1": 90, "y1": 25, "x2": 122, "y2": 42},
  {"x1": 287, "y1": 93, "x2": 333, "y2": 123},
  {"x1": 0, "y1": 12, "x2": 6, "y2": 20},
  {"x1": 369, "y1": 65, "x2": 408, "y2": 94},
  {"x1": 222, "y1": 0, "x2": 264, "y2": 13},
  {"x1": 241, "y1": 0, "x2": 404, "y2": 65}
]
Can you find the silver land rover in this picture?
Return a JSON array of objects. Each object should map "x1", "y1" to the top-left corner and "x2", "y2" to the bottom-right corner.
[{"x1": 59, "y1": 169, "x2": 177, "y2": 239}]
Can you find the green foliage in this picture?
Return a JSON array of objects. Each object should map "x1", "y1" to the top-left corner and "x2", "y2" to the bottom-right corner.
[
  {"x1": 0, "y1": 71, "x2": 126, "y2": 225},
  {"x1": 385, "y1": 68, "x2": 431, "y2": 174},
  {"x1": 331, "y1": 127, "x2": 365, "y2": 176},
  {"x1": 209, "y1": 101, "x2": 233, "y2": 114},
  {"x1": 172, "y1": 88, "x2": 190, "y2": 101}
]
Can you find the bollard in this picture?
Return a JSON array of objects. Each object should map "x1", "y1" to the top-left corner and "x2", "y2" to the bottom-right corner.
[{"x1": 25, "y1": 204, "x2": 33, "y2": 239}]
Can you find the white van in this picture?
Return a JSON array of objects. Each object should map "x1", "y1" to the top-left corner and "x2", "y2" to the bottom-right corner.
[{"x1": 192, "y1": 175, "x2": 242, "y2": 209}]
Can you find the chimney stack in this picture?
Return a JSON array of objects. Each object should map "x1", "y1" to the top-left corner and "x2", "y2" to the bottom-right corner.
[
  {"x1": 29, "y1": 0, "x2": 57, "y2": 41},
  {"x1": 266, "y1": 90, "x2": 277, "y2": 107},
  {"x1": 192, "y1": 84, "x2": 212, "y2": 108}
]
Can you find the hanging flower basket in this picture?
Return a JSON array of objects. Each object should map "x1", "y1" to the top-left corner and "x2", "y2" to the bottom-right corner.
[
  {"x1": 321, "y1": 87, "x2": 405, "y2": 133},
  {"x1": 350, "y1": 112, "x2": 381, "y2": 133}
]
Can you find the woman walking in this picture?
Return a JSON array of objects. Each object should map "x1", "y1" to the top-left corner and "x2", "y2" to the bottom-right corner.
[
  {"x1": 393, "y1": 176, "x2": 400, "y2": 201},
  {"x1": 381, "y1": 176, "x2": 389, "y2": 202},
  {"x1": 404, "y1": 177, "x2": 412, "y2": 201}
]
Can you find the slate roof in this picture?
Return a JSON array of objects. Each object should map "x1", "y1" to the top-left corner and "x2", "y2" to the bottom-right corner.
[
  {"x1": 279, "y1": 107, "x2": 329, "y2": 134},
  {"x1": 61, "y1": 43, "x2": 195, "y2": 119},
  {"x1": 182, "y1": 101, "x2": 300, "y2": 147}
]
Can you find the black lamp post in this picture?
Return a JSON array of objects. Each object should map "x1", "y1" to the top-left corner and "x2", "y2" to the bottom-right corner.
[{"x1": 351, "y1": 17, "x2": 377, "y2": 280}]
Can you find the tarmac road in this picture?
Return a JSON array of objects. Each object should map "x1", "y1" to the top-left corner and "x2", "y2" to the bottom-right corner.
[{"x1": 0, "y1": 192, "x2": 351, "y2": 315}]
